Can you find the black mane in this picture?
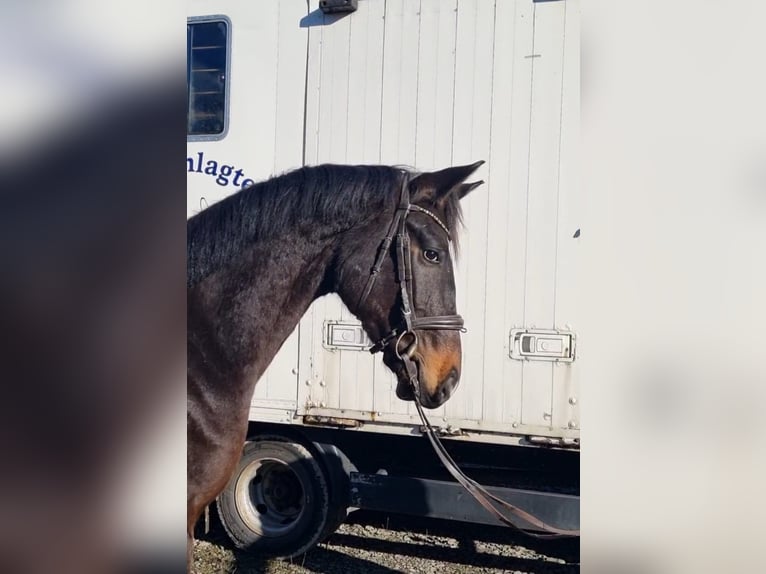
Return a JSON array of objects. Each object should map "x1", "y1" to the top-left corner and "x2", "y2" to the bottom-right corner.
[{"x1": 187, "y1": 164, "x2": 462, "y2": 287}]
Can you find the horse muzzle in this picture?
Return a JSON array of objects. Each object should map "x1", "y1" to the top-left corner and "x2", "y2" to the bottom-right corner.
[
  {"x1": 395, "y1": 362, "x2": 459, "y2": 408},
  {"x1": 391, "y1": 331, "x2": 461, "y2": 409}
]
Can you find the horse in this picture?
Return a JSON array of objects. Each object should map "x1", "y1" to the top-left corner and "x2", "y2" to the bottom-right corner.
[{"x1": 187, "y1": 160, "x2": 484, "y2": 569}]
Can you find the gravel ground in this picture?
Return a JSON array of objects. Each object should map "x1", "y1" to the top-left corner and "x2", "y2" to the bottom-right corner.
[{"x1": 194, "y1": 511, "x2": 579, "y2": 574}]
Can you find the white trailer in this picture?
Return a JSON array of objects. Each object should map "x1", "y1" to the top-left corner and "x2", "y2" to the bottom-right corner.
[{"x1": 188, "y1": 0, "x2": 579, "y2": 557}]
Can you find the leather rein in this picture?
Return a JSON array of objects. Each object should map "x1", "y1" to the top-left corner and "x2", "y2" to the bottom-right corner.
[{"x1": 359, "y1": 174, "x2": 580, "y2": 539}]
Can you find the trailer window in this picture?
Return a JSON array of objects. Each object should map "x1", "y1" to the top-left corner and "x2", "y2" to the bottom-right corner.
[{"x1": 187, "y1": 18, "x2": 229, "y2": 139}]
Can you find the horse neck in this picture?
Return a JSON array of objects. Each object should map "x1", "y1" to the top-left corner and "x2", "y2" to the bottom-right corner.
[{"x1": 188, "y1": 230, "x2": 337, "y2": 385}]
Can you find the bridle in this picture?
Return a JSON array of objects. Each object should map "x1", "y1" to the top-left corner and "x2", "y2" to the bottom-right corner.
[
  {"x1": 356, "y1": 173, "x2": 580, "y2": 539},
  {"x1": 358, "y1": 173, "x2": 465, "y2": 358}
]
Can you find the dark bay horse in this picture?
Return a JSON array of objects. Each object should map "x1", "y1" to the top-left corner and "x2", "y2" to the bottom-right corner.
[{"x1": 187, "y1": 161, "x2": 484, "y2": 568}]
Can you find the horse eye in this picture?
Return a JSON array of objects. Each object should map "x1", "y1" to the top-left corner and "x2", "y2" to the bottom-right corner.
[{"x1": 423, "y1": 249, "x2": 440, "y2": 263}]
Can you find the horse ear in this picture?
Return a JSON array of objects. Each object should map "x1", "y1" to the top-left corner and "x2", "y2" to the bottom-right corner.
[
  {"x1": 457, "y1": 180, "x2": 485, "y2": 200},
  {"x1": 410, "y1": 160, "x2": 485, "y2": 203}
]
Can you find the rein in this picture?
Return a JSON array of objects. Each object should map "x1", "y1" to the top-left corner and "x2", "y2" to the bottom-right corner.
[
  {"x1": 361, "y1": 173, "x2": 580, "y2": 539},
  {"x1": 408, "y1": 370, "x2": 580, "y2": 538}
]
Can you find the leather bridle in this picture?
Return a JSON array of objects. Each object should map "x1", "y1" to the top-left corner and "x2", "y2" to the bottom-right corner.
[
  {"x1": 359, "y1": 174, "x2": 465, "y2": 358},
  {"x1": 358, "y1": 173, "x2": 580, "y2": 539}
]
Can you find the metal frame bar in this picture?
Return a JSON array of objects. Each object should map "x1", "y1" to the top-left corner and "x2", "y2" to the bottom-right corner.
[{"x1": 350, "y1": 472, "x2": 579, "y2": 532}]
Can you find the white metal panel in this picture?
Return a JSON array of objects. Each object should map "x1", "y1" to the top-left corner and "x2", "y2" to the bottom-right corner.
[
  {"x1": 187, "y1": 0, "x2": 580, "y2": 442},
  {"x1": 447, "y1": 0, "x2": 495, "y2": 424},
  {"x1": 379, "y1": 0, "x2": 420, "y2": 166},
  {"x1": 551, "y1": 0, "x2": 580, "y2": 433},
  {"x1": 483, "y1": 0, "x2": 531, "y2": 429},
  {"x1": 414, "y1": 0, "x2": 458, "y2": 171},
  {"x1": 501, "y1": 0, "x2": 537, "y2": 433},
  {"x1": 297, "y1": 0, "x2": 578, "y2": 438},
  {"x1": 519, "y1": 0, "x2": 567, "y2": 428},
  {"x1": 346, "y1": 0, "x2": 385, "y2": 165},
  {"x1": 273, "y1": 2, "x2": 314, "y2": 176}
]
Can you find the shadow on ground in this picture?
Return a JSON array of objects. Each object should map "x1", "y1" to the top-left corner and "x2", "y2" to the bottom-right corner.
[{"x1": 197, "y1": 508, "x2": 579, "y2": 574}]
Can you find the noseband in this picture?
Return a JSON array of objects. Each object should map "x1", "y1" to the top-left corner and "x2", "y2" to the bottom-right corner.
[{"x1": 358, "y1": 174, "x2": 466, "y2": 358}]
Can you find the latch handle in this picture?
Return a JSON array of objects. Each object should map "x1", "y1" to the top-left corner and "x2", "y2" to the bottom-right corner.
[{"x1": 509, "y1": 328, "x2": 575, "y2": 362}]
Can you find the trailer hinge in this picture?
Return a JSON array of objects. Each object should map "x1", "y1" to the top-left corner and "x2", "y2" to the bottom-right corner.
[
  {"x1": 526, "y1": 436, "x2": 580, "y2": 449},
  {"x1": 303, "y1": 414, "x2": 361, "y2": 428},
  {"x1": 419, "y1": 424, "x2": 466, "y2": 437}
]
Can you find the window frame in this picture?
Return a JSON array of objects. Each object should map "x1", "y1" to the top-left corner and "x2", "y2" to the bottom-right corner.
[{"x1": 187, "y1": 14, "x2": 232, "y2": 142}]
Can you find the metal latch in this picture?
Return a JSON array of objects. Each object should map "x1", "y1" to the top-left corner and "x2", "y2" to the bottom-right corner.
[
  {"x1": 323, "y1": 320, "x2": 370, "y2": 351},
  {"x1": 509, "y1": 328, "x2": 575, "y2": 362}
]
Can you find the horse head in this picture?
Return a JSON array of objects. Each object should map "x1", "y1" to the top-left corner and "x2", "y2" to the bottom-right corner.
[{"x1": 336, "y1": 161, "x2": 485, "y2": 409}]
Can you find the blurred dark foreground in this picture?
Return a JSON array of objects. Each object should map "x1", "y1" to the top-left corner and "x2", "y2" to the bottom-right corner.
[{"x1": 0, "y1": 15, "x2": 187, "y2": 573}]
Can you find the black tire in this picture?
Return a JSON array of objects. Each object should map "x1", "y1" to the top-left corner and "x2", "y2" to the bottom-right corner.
[
  {"x1": 216, "y1": 436, "x2": 333, "y2": 558},
  {"x1": 313, "y1": 443, "x2": 351, "y2": 543}
]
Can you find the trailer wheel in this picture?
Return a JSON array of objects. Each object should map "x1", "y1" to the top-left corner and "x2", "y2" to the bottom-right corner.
[{"x1": 216, "y1": 437, "x2": 332, "y2": 558}]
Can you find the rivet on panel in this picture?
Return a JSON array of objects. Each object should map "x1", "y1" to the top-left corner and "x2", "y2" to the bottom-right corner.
[
  {"x1": 319, "y1": 380, "x2": 326, "y2": 387},
  {"x1": 569, "y1": 397, "x2": 578, "y2": 405},
  {"x1": 568, "y1": 420, "x2": 578, "y2": 429}
]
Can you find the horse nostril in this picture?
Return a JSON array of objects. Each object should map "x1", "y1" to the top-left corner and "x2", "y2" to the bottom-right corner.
[{"x1": 438, "y1": 369, "x2": 459, "y2": 399}]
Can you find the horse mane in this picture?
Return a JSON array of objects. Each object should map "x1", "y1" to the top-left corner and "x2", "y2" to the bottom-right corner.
[{"x1": 187, "y1": 164, "x2": 463, "y2": 287}]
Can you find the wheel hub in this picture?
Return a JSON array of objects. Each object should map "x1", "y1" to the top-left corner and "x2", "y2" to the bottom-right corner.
[{"x1": 235, "y1": 458, "x2": 306, "y2": 537}]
